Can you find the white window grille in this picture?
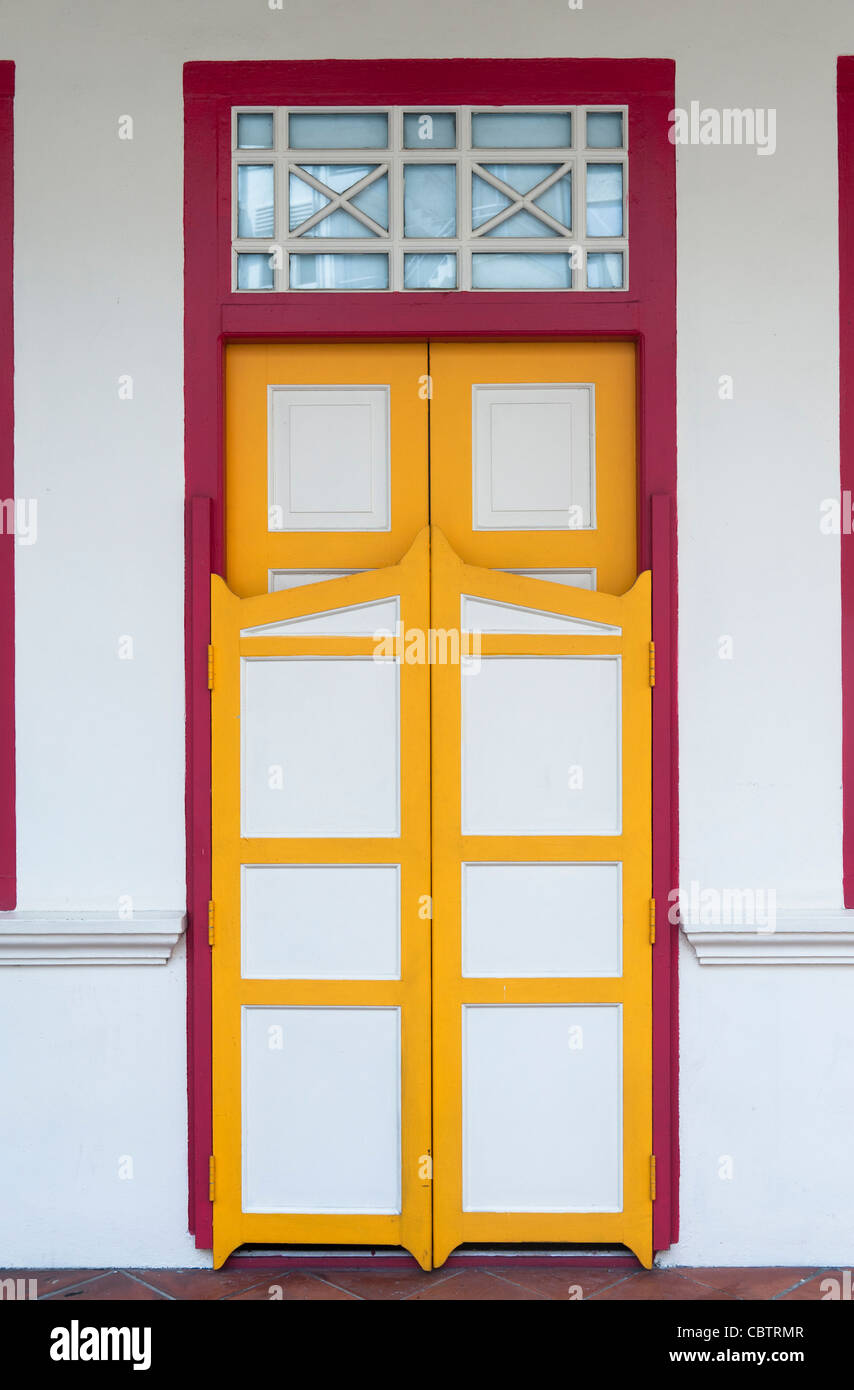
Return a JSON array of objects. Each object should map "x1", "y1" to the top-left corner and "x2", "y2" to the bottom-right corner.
[{"x1": 232, "y1": 107, "x2": 628, "y2": 292}]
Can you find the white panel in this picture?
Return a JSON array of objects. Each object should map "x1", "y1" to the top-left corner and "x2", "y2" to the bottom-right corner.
[
  {"x1": 241, "y1": 596, "x2": 398, "y2": 637},
  {"x1": 461, "y1": 595, "x2": 619, "y2": 635},
  {"x1": 463, "y1": 1004, "x2": 622, "y2": 1211},
  {"x1": 501, "y1": 568, "x2": 596, "y2": 591},
  {"x1": 242, "y1": 657, "x2": 399, "y2": 837},
  {"x1": 269, "y1": 568, "x2": 365, "y2": 592},
  {"x1": 472, "y1": 384, "x2": 595, "y2": 530},
  {"x1": 462, "y1": 862, "x2": 622, "y2": 977},
  {"x1": 242, "y1": 864, "x2": 400, "y2": 979},
  {"x1": 462, "y1": 656, "x2": 621, "y2": 835},
  {"x1": 242, "y1": 1006, "x2": 401, "y2": 1213},
  {"x1": 268, "y1": 385, "x2": 390, "y2": 531}
]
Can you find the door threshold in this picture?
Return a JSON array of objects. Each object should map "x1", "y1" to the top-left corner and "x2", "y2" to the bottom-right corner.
[{"x1": 225, "y1": 1243, "x2": 641, "y2": 1271}]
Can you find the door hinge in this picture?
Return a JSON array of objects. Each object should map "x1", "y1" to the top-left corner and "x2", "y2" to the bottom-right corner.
[
  {"x1": 648, "y1": 640, "x2": 656, "y2": 687},
  {"x1": 208, "y1": 1155, "x2": 216, "y2": 1203},
  {"x1": 650, "y1": 1154, "x2": 657, "y2": 1202},
  {"x1": 207, "y1": 644, "x2": 214, "y2": 691},
  {"x1": 649, "y1": 898, "x2": 656, "y2": 944},
  {"x1": 208, "y1": 900, "x2": 215, "y2": 946}
]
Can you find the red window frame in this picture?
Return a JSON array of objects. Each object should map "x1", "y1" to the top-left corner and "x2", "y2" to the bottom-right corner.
[
  {"x1": 0, "y1": 61, "x2": 14, "y2": 912},
  {"x1": 183, "y1": 58, "x2": 679, "y2": 1256}
]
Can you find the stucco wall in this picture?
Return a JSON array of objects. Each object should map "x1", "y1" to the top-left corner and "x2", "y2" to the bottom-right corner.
[{"x1": 1, "y1": 0, "x2": 851, "y2": 1266}]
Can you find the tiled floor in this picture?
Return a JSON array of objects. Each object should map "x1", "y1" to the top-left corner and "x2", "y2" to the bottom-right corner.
[{"x1": 0, "y1": 1265, "x2": 841, "y2": 1301}]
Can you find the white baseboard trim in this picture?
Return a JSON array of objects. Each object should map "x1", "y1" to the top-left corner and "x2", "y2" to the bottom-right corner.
[
  {"x1": 0, "y1": 910, "x2": 187, "y2": 965},
  {"x1": 682, "y1": 908, "x2": 854, "y2": 965}
]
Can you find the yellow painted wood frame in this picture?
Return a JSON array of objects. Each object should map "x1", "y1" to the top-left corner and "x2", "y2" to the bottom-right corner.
[
  {"x1": 430, "y1": 528, "x2": 653, "y2": 1267},
  {"x1": 210, "y1": 530, "x2": 433, "y2": 1269},
  {"x1": 224, "y1": 342, "x2": 429, "y2": 598},
  {"x1": 429, "y1": 341, "x2": 637, "y2": 596}
]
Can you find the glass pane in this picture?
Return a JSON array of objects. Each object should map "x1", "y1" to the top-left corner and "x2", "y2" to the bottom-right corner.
[
  {"x1": 586, "y1": 163, "x2": 623, "y2": 237},
  {"x1": 288, "y1": 112, "x2": 388, "y2": 149},
  {"x1": 534, "y1": 171, "x2": 572, "y2": 230},
  {"x1": 483, "y1": 209, "x2": 554, "y2": 238},
  {"x1": 472, "y1": 112, "x2": 572, "y2": 148},
  {"x1": 587, "y1": 252, "x2": 624, "y2": 289},
  {"x1": 586, "y1": 111, "x2": 623, "y2": 148},
  {"x1": 472, "y1": 173, "x2": 512, "y2": 229},
  {"x1": 289, "y1": 173, "x2": 330, "y2": 230},
  {"x1": 298, "y1": 163, "x2": 378, "y2": 195},
  {"x1": 404, "y1": 164, "x2": 456, "y2": 237},
  {"x1": 403, "y1": 252, "x2": 457, "y2": 289},
  {"x1": 237, "y1": 165, "x2": 275, "y2": 238},
  {"x1": 350, "y1": 173, "x2": 388, "y2": 229},
  {"x1": 303, "y1": 209, "x2": 377, "y2": 238},
  {"x1": 472, "y1": 253, "x2": 574, "y2": 289},
  {"x1": 237, "y1": 253, "x2": 274, "y2": 290},
  {"x1": 480, "y1": 162, "x2": 559, "y2": 196},
  {"x1": 403, "y1": 112, "x2": 457, "y2": 148},
  {"x1": 237, "y1": 113, "x2": 274, "y2": 149},
  {"x1": 289, "y1": 253, "x2": 389, "y2": 290}
]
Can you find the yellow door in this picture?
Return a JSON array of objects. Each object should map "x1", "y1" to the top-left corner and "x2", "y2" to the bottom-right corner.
[
  {"x1": 211, "y1": 535, "x2": 433, "y2": 1270},
  {"x1": 212, "y1": 338, "x2": 652, "y2": 1268},
  {"x1": 429, "y1": 531, "x2": 653, "y2": 1268}
]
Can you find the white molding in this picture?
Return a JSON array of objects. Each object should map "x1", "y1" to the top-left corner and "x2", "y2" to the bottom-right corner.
[
  {"x1": 0, "y1": 911, "x2": 187, "y2": 965},
  {"x1": 682, "y1": 909, "x2": 854, "y2": 965}
]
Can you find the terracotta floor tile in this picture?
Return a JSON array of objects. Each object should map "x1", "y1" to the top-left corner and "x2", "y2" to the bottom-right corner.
[
  {"x1": 589, "y1": 1270, "x2": 735, "y2": 1301},
  {"x1": 491, "y1": 1266, "x2": 637, "y2": 1300},
  {"x1": 405, "y1": 1269, "x2": 548, "y2": 1300},
  {"x1": 309, "y1": 1267, "x2": 457, "y2": 1300},
  {"x1": 133, "y1": 1267, "x2": 282, "y2": 1300},
  {"x1": 777, "y1": 1270, "x2": 848, "y2": 1301},
  {"x1": 0, "y1": 1269, "x2": 108, "y2": 1298},
  {"x1": 43, "y1": 1272, "x2": 169, "y2": 1301},
  {"x1": 227, "y1": 1272, "x2": 358, "y2": 1300},
  {"x1": 684, "y1": 1267, "x2": 818, "y2": 1300}
]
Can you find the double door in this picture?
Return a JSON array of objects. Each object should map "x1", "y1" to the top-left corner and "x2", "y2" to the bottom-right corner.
[{"x1": 211, "y1": 341, "x2": 652, "y2": 1268}]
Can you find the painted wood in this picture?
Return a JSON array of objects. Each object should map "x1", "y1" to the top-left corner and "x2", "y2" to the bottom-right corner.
[
  {"x1": 241, "y1": 863, "x2": 400, "y2": 979},
  {"x1": 461, "y1": 861, "x2": 622, "y2": 978}
]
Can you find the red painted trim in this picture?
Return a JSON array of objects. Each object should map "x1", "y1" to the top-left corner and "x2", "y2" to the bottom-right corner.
[
  {"x1": 839, "y1": 60, "x2": 854, "y2": 906},
  {"x1": 184, "y1": 57, "x2": 678, "y2": 1253},
  {"x1": 0, "y1": 63, "x2": 14, "y2": 911}
]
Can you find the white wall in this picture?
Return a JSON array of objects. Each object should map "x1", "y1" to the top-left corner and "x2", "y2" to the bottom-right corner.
[{"x1": 2, "y1": 0, "x2": 853, "y2": 1265}]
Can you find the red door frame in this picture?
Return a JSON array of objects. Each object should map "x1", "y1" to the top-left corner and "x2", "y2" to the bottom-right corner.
[{"x1": 184, "y1": 58, "x2": 679, "y2": 1256}]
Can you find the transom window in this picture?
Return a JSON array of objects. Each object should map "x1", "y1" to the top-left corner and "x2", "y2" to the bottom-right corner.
[{"x1": 231, "y1": 107, "x2": 628, "y2": 292}]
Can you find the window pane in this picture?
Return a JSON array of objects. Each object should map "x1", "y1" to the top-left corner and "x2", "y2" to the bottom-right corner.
[
  {"x1": 586, "y1": 163, "x2": 623, "y2": 237},
  {"x1": 472, "y1": 173, "x2": 512, "y2": 229},
  {"x1": 303, "y1": 209, "x2": 377, "y2": 238},
  {"x1": 587, "y1": 252, "x2": 624, "y2": 289},
  {"x1": 403, "y1": 252, "x2": 457, "y2": 288},
  {"x1": 237, "y1": 113, "x2": 274, "y2": 149},
  {"x1": 289, "y1": 173, "x2": 330, "y2": 230},
  {"x1": 298, "y1": 164, "x2": 379, "y2": 195},
  {"x1": 404, "y1": 164, "x2": 456, "y2": 237},
  {"x1": 483, "y1": 209, "x2": 555, "y2": 238},
  {"x1": 534, "y1": 171, "x2": 572, "y2": 230},
  {"x1": 472, "y1": 112, "x2": 571, "y2": 148},
  {"x1": 237, "y1": 165, "x2": 275, "y2": 238},
  {"x1": 289, "y1": 253, "x2": 389, "y2": 290},
  {"x1": 480, "y1": 162, "x2": 558, "y2": 196},
  {"x1": 288, "y1": 112, "x2": 388, "y2": 148},
  {"x1": 472, "y1": 253, "x2": 574, "y2": 289},
  {"x1": 586, "y1": 112, "x2": 623, "y2": 148},
  {"x1": 350, "y1": 173, "x2": 388, "y2": 229},
  {"x1": 237, "y1": 253, "x2": 274, "y2": 290},
  {"x1": 403, "y1": 112, "x2": 457, "y2": 148}
]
